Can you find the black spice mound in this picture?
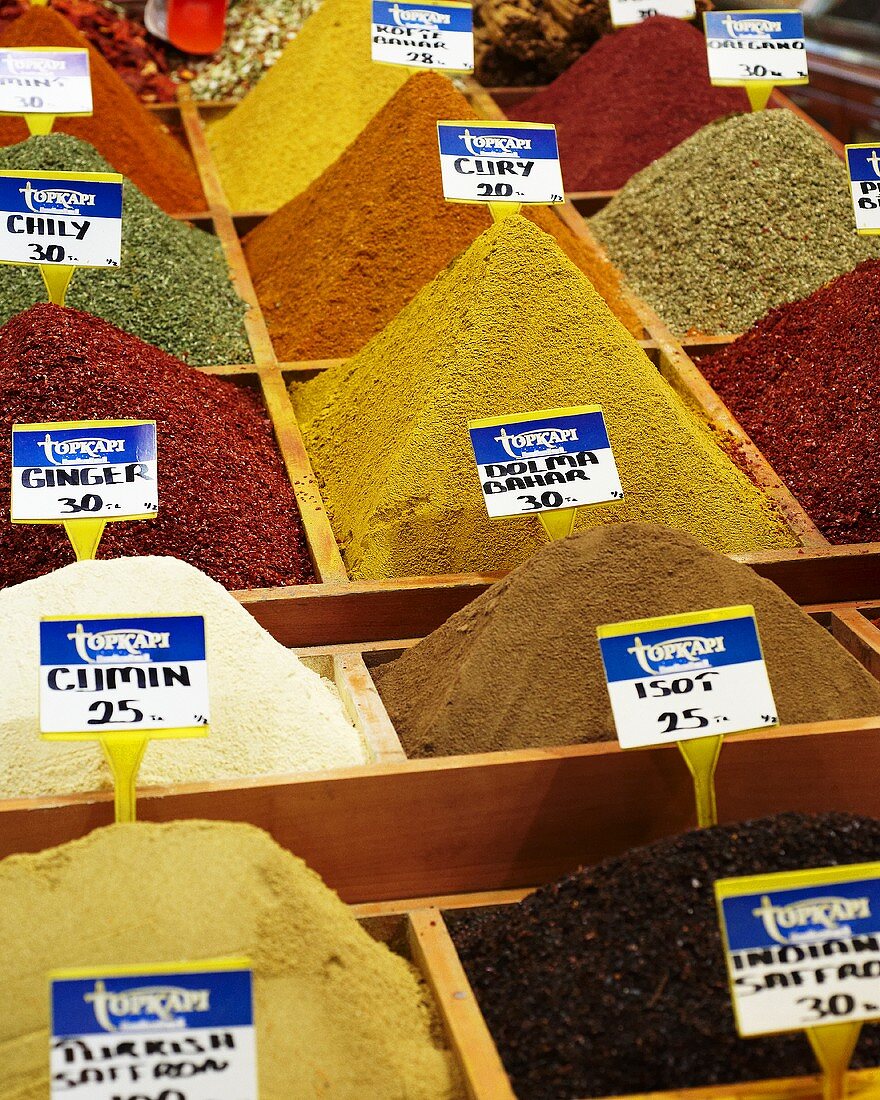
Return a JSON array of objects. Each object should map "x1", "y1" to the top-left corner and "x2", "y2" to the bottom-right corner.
[{"x1": 447, "y1": 813, "x2": 880, "y2": 1098}]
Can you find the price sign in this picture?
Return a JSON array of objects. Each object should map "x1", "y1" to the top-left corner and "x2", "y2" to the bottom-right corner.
[
  {"x1": 50, "y1": 960, "x2": 258, "y2": 1099},
  {"x1": 39, "y1": 614, "x2": 209, "y2": 736},
  {"x1": 596, "y1": 605, "x2": 778, "y2": 749},
  {"x1": 372, "y1": 0, "x2": 474, "y2": 71},
  {"x1": 0, "y1": 170, "x2": 122, "y2": 269},
  {"x1": 0, "y1": 48, "x2": 92, "y2": 117},
  {"x1": 704, "y1": 10, "x2": 808, "y2": 85},
  {"x1": 609, "y1": 0, "x2": 695, "y2": 28},
  {"x1": 437, "y1": 121, "x2": 564, "y2": 205},
  {"x1": 845, "y1": 144, "x2": 880, "y2": 235},
  {"x1": 715, "y1": 863, "x2": 880, "y2": 1036},
  {"x1": 11, "y1": 420, "x2": 157, "y2": 523},
  {"x1": 468, "y1": 405, "x2": 623, "y2": 519}
]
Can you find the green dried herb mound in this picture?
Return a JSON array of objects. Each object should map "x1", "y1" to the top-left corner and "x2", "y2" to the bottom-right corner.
[
  {"x1": 0, "y1": 133, "x2": 251, "y2": 365},
  {"x1": 592, "y1": 110, "x2": 880, "y2": 336}
]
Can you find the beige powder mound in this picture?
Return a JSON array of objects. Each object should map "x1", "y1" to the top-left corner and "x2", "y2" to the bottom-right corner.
[
  {"x1": 0, "y1": 820, "x2": 461, "y2": 1099},
  {"x1": 0, "y1": 556, "x2": 367, "y2": 799}
]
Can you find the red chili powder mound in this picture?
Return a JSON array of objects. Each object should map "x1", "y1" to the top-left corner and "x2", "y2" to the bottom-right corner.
[
  {"x1": 509, "y1": 16, "x2": 750, "y2": 191},
  {"x1": 0, "y1": 6, "x2": 203, "y2": 213},
  {"x1": 244, "y1": 72, "x2": 642, "y2": 360},
  {"x1": 700, "y1": 259, "x2": 880, "y2": 545},
  {"x1": 0, "y1": 304, "x2": 315, "y2": 590}
]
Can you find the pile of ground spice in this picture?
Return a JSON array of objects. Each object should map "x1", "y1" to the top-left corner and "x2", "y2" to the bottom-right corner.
[
  {"x1": 473, "y1": 0, "x2": 710, "y2": 84},
  {"x1": 178, "y1": 0, "x2": 321, "y2": 102},
  {"x1": 0, "y1": 0, "x2": 176, "y2": 101},
  {"x1": 591, "y1": 111, "x2": 880, "y2": 335},
  {"x1": 700, "y1": 260, "x2": 880, "y2": 544},
  {"x1": 208, "y1": 0, "x2": 408, "y2": 211},
  {"x1": 0, "y1": 5, "x2": 203, "y2": 213},
  {"x1": 292, "y1": 216, "x2": 796, "y2": 580},
  {"x1": 244, "y1": 72, "x2": 640, "y2": 359},
  {"x1": 509, "y1": 17, "x2": 749, "y2": 190},
  {"x1": 0, "y1": 557, "x2": 366, "y2": 798},
  {"x1": 0, "y1": 134, "x2": 250, "y2": 364},
  {"x1": 375, "y1": 522, "x2": 880, "y2": 756},
  {"x1": 0, "y1": 821, "x2": 462, "y2": 1099},
  {"x1": 448, "y1": 812, "x2": 880, "y2": 1097},
  {"x1": 0, "y1": 304, "x2": 312, "y2": 590}
]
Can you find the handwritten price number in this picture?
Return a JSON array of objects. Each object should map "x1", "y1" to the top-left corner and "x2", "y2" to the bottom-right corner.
[
  {"x1": 28, "y1": 242, "x2": 67, "y2": 263},
  {"x1": 87, "y1": 698, "x2": 143, "y2": 725},
  {"x1": 17, "y1": 95, "x2": 43, "y2": 108},
  {"x1": 406, "y1": 50, "x2": 436, "y2": 63},
  {"x1": 517, "y1": 490, "x2": 573, "y2": 510},
  {"x1": 110, "y1": 1091, "x2": 187, "y2": 1100},
  {"x1": 797, "y1": 994, "x2": 877, "y2": 1021},
  {"x1": 58, "y1": 493, "x2": 110, "y2": 514},
  {"x1": 639, "y1": 7, "x2": 658, "y2": 15}
]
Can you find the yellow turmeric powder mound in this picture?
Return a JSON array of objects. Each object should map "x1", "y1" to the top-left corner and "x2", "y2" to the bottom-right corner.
[
  {"x1": 292, "y1": 216, "x2": 797, "y2": 579},
  {"x1": 244, "y1": 71, "x2": 641, "y2": 356},
  {"x1": 208, "y1": 0, "x2": 408, "y2": 211},
  {"x1": 0, "y1": 821, "x2": 461, "y2": 1100}
]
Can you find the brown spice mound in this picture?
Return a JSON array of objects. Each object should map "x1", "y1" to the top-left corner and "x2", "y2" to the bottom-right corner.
[
  {"x1": 375, "y1": 522, "x2": 880, "y2": 756},
  {"x1": 0, "y1": 304, "x2": 315, "y2": 591},
  {"x1": 244, "y1": 72, "x2": 640, "y2": 359},
  {"x1": 0, "y1": 6, "x2": 204, "y2": 214},
  {"x1": 448, "y1": 812, "x2": 880, "y2": 1098}
]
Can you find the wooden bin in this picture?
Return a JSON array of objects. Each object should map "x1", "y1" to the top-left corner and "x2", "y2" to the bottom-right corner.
[{"x1": 367, "y1": 894, "x2": 880, "y2": 1100}]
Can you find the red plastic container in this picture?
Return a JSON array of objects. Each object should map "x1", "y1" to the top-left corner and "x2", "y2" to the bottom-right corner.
[{"x1": 166, "y1": 0, "x2": 228, "y2": 54}]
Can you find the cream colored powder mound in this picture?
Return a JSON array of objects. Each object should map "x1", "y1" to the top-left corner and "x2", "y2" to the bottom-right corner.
[
  {"x1": 0, "y1": 820, "x2": 461, "y2": 1100},
  {"x1": 0, "y1": 556, "x2": 367, "y2": 798}
]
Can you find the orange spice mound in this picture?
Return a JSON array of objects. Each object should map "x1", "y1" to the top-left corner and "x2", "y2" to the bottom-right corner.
[
  {"x1": 0, "y1": 6, "x2": 204, "y2": 214},
  {"x1": 243, "y1": 72, "x2": 641, "y2": 360}
]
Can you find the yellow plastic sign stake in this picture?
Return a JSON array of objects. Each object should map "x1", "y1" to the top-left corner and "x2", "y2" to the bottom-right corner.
[
  {"x1": 808, "y1": 1022, "x2": 861, "y2": 1100},
  {"x1": 62, "y1": 517, "x2": 106, "y2": 561},
  {"x1": 39, "y1": 262, "x2": 74, "y2": 305},
  {"x1": 24, "y1": 112, "x2": 54, "y2": 134},
  {"x1": 678, "y1": 733, "x2": 723, "y2": 827},
  {"x1": 99, "y1": 730, "x2": 148, "y2": 824},
  {"x1": 489, "y1": 201, "x2": 523, "y2": 222},
  {"x1": 538, "y1": 507, "x2": 576, "y2": 541},
  {"x1": 746, "y1": 81, "x2": 774, "y2": 111}
]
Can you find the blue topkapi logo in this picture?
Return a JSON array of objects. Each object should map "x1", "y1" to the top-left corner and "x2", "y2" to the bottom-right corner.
[
  {"x1": 52, "y1": 968, "x2": 253, "y2": 1037},
  {"x1": 599, "y1": 613, "x2": 762, "y2": 683},
  {"x1": 470, "y1": 409, "x2": 610, "y2": 465},
  {"x1": 721, "y1": 879, "x2": 880, "y2": 953},
  {"x1": 40, "y1": 615, "x2": 205, "y2": 668},
  {"x1": 0, "y1": 174, "x2": 121, "y2": 219},
  {"x1": 0, "y1": 49, "x2": 89, "y2": 79},
  {"x1": 438, "y1": 123, "x2": 559, "y2": 160},
  {"x1": 847, "y1": 146, "x2": 880, "y2": 184},
  {"x1": 13, "y1": 423, "x2": 156, "y2": 469},
  {"x1": 705, "y1": 10, "x2": 804, "y2": 40},
  {"x1": 372, "y1": 0, "x2": 472, "y2": 30}
]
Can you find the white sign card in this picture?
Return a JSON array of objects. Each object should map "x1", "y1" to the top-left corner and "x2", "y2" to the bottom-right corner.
[
  {"x1": 437, "y1": 120, "x2": 564, "y2": 205},
  {"x1": 597, "y1": 605, "x2": 778, "y2": 750}
]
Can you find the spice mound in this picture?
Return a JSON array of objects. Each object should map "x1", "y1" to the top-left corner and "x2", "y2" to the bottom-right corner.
[
  {"x1": 700, "y1": 260, "x2": 880, "y2": 544},
  {"x1": 292, "y1": 215, "x2": 795, "y2": 580},
  {"x1": 0, "y1": 821, "x2": 461, "y2": 1099},
  {"x1": 181, "y1": 0, "x2": 321, "y2": 102},
  {"x1": 0, "y1": 5, "x2": 204, "y2": 214},
  {"x1": 591, "y1": 110, "x2": 880, "y2": 335},
  {"x1": 375, "y1": 521, "x2": 880, "y2": 756},
  {"x1": 208, "y1": 0, "x2": 408, "y2": 211},
  {"x1": 0, "y1": 557, "x2": 366, "y2": 798},
  {"x1": 472, "y1": 0, "x2": 711, "y2": 85},
  {"x1": 509, "y1": 17, "x2": 749, "y2": 190},
  {"x1": 0, "y1": 303, "x2": 308, "y2": 589},
  {"x1": 0, "y1": 134, "x2": 250, "y2": 365},
  {"x1": 448, "y1": 812, "x2": 880, "y2": 1097},
  {"x1": 244, "y1": 71, "x2": 640, "y2": 360}
]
